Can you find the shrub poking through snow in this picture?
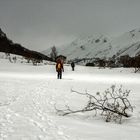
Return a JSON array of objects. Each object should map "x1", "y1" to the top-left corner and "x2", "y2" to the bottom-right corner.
[{"x1": 55, "y1": 85, "x2": 133, "y2": 124}]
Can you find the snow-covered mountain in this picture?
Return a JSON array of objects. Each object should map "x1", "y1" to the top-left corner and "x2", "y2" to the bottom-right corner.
[{"x1": 42, "y1": 29, "x2": 140, "y2": 61}]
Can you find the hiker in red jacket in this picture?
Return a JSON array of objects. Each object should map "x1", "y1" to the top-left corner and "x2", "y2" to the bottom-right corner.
[{"x1": 56, "y1": 59, "x2": 64, "y2": 79}]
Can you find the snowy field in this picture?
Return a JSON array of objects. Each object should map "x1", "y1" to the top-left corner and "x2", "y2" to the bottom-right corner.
[{"x1": 0, "y1": 59, "x2": 140, "y2": 140}]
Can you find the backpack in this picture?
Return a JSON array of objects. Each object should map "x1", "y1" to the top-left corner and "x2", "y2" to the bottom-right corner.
[{"x1": 57, "y1": 63, "x2": 61, "y2": 69}]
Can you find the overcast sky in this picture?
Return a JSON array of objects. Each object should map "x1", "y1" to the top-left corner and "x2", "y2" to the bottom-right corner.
[{"x1": 0, "y1": 0, "x2": 140, "y2": 51}]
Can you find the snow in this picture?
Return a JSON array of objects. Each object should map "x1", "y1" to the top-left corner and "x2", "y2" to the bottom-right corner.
[{"x1": 0, "y1": 59, "x2": 140, "y2": 140}]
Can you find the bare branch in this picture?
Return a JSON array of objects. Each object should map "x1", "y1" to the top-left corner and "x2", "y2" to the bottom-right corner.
[{"x1": 56, "y1": 85, "x2": 133, "y2": 124}]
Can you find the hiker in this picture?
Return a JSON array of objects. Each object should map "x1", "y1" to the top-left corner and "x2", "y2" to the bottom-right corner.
[
  {"x1": 56, "y1": 59, "x2": 64, "y2": 79},
  {"x1": 71, "y1": 62, "x2": 75, "y2": 71}
]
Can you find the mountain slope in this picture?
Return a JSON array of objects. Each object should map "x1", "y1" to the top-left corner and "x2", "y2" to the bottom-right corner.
[
  {"x1": 0, "y1": 28, "x2": 52, "y2": 61},
  {"x1": 42, "y1": 29, "x2": 140, "y2": 61},
  {"x1": 43, "y1": 34, "x2": 111, "y2": 60},
  {"x1": 109, "y1": 28, "x2": 140, "y2": 57}
]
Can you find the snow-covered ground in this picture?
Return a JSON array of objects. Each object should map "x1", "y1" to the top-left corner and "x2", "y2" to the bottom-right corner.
[{"x1": 0, "y1": 59, "x2": 140, "y2": 140}]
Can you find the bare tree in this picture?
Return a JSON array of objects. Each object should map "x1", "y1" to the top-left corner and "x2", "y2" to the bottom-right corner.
[
  {"x1": 50, "y1": 46, "x2": 57, "y2": 61},
  {"x1": 55, "y1": 85, "x2": 133, "y2": 124}
]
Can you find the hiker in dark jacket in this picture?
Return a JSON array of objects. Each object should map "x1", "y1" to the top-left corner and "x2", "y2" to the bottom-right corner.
[
  {"x1": 71, "y1": 62, "x2": 75, "y2": 71},
  {"x1": 56, "y1": 59, "x2": 64, "y2": 79}
]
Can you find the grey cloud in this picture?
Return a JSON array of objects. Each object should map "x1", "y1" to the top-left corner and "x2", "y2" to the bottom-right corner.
[{"x1": 0, "y1": 0, "x2": 140, "y2": 51}]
